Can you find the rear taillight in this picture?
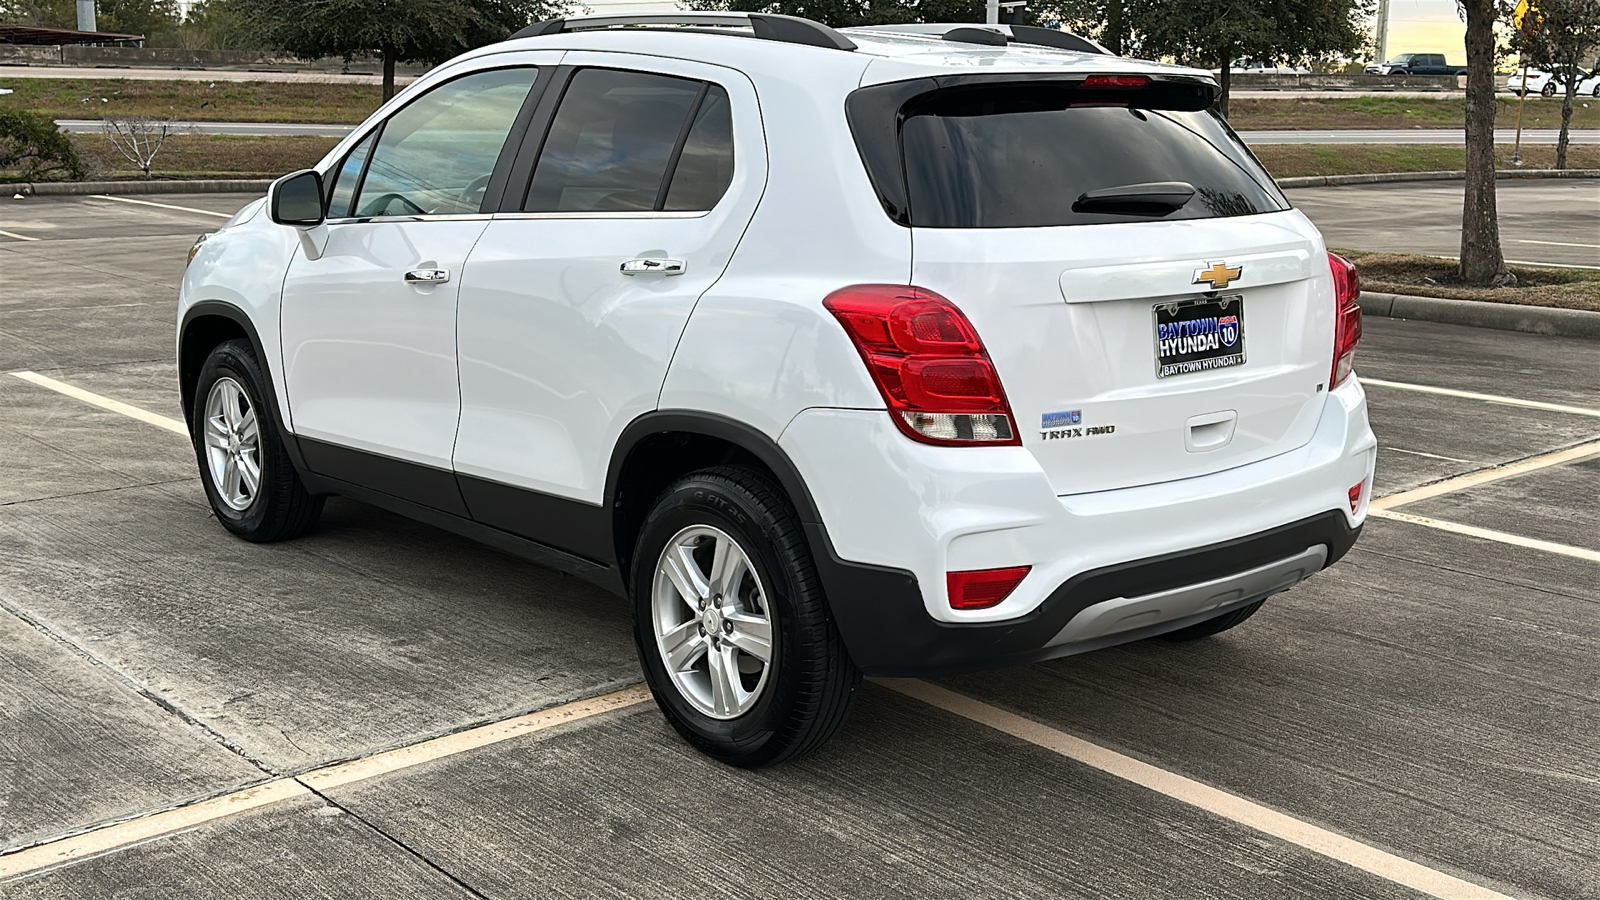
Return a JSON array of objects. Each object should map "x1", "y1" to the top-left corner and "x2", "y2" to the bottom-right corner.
[
  {"x1": 824, "y1": 285, "x2": 1019, "y2": 446},
  {"x1": 947, "y1": 566, "x2": 1031, "y2": 610},
  {"x1": 1349, "y1": 480, "x2": 1367, "y2": 516},
  {"x1": 1328, "y1": 252, "x2": 1362, "y2": 387}
]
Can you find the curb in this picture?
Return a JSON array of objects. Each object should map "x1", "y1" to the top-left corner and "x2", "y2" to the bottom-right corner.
[
  {"x1": 10, "y1": 179, "x2": 273, "y2": 196},
  {"x1": 1359, "y1": 290, "x2": 1600, "y2": 339},
  {"x1": 1277, "y1": 169, "x2": 1600, "y2": 188}
]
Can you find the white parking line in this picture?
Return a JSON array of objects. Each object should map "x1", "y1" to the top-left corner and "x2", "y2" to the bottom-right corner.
[
  {"x1": 0, "y1": 687, "x2": 650, "y2": 880},
  {"x1": 9, "y1": 371, "x2": 187, "y2": 436},
  {"x1": 1371, "y1": 510, "x2": 1600, "y2": 562},
  {"x1": 88, "y1": 195, "x2": 233, "y2": 219},
  {"x1": 1362, "y1": 378, "x2": 1600, "y2": 419},
  {"x1": 881, "y1": 679, "x2": 1515, "y2": 900},
  {"x1": 1372, "y1": 437, "x2": 1600, "y2": 510},
  {"x1": 1516, "y1": 239, "x2": 1600, "y2": 249},
  {"x1": 0, "y1": 228, "x2": 40, "y2": 241},
  {"x1": 1384, "y1": 447, "x2": 1472, "y2": 463}
]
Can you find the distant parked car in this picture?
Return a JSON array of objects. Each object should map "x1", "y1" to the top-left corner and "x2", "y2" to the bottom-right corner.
[
  {"x1": 1219, "y1": 58, "x2": 1311, "y2": 75},
  {"x1": 1507, "y1": 67, "x2": 1600, "y2": 97},
  {"x1": 1363, "y1": 54, "x2": 1468, "y2": 76}
]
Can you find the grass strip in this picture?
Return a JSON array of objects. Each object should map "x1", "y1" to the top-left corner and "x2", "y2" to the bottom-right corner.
[{"x1": 1338, "y1": 250, "x2": 1600, "y2": 312}]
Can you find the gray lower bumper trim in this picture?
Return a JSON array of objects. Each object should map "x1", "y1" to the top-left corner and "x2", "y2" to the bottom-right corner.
[{"x1": 1045, "y1": 544, "x2": 1328, "y2": 647}]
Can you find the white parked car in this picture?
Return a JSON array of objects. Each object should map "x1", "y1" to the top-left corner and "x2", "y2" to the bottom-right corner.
[
  {"x1": 178, "y1": 15, "x2": 1375, "y2": 766},
  {"x1": 1507, "y1": 67, "x2": 1600, "y2": 97},
  {"x1": 1220, "y1": 58, "x2": 1311, "y2": 75}
]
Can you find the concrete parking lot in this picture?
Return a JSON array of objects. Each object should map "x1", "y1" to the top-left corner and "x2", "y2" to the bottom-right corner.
[
  {"x1": 1, "y1": 192, "x2": 1597, "y2": 900},
  {"x1": 1288, "y1": 179, "x2": 1600, "y2": 269}
]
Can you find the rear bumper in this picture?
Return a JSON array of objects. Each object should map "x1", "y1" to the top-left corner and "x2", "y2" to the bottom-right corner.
[
  {"x1": 810, "y1": 511, "x2": 1357, "y2": 675},
  {"x1": 782, "y1": 377, "x2": 1376, "y2": 675}
]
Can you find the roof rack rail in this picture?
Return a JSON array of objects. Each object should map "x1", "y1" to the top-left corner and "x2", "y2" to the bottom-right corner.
[
  {"x1": 510, "y1": 13, "x2": 857, "y2": 51},
  {"x1": 851, "y1": 23, "x2": 1111, "y2": 55}
]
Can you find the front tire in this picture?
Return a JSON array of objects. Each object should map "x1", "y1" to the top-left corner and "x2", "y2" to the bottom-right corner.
[
  {"x1": 192, "y1": 339, "x2": 324, "y2": 542},
  {"x1": 631, "y1": 466, "x2": 859, "y2": 767},
  {"x1": 1541, "y1": 81, "x2": 1557, "y2": 98}
]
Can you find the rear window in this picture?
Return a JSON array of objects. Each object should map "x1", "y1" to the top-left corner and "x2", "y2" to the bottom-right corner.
[{"x1": 884, "y1": 83, "x2": 1287, "y2": 228}]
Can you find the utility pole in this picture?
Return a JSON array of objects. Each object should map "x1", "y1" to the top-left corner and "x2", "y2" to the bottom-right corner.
[
  {"x1": 986, "y1": 0, "x2": 999, "y2": 25},
  {"x1": 76, "y1": 0, "x2": 96, "y2": 32},
  {"x1": 1374, "y1": 0, "x2": 1390, "y2": 62}
]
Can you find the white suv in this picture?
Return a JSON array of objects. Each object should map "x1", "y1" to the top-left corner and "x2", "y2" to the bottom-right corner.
[{"x1": 178, "y1": 14, "x2": 1375, "y2": 766}]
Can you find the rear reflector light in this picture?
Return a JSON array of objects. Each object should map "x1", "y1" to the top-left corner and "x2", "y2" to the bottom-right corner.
[
  {"x1": 1328, "y1": 252, "x2": 1362, "y2": 387},
  {"x1": 1349, "y1": 479, "x2": 1367, "y2": 516},
  {"x1": 1082, "y1": 74, "x2": 1151, "y2": 89},
  {"x1": 824, "y1": 285, "x2": 1019, "y2": 446},
  {"x1": 947, "y1": 565, "x2": 1032, "y2": 610}
]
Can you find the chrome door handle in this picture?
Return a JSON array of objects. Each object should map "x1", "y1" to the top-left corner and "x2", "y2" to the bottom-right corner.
[
  {"x1": 620, "y1": 258, "x2": 686, "y2": 276},
  {"x1": 405, "y1": 267, "x2": 450, "y2": 284}
]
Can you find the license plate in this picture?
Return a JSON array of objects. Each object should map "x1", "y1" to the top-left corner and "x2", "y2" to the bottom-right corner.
[{"x1": 1154, "y1": 296, "x2": 1246, "y2": 378}]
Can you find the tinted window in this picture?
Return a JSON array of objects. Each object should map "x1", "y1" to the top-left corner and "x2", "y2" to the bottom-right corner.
[
  {"x1": 325, "y1": 132, "x2": 375, "y2": 218},
  {"x1": 353, "y1": 67, "x2": 538, "y2": 218},
  {"x1": 524, "y1": 69, "x2": 702, "y2": 213},
  {"x1": 900, "y1": 85, "x2": 1287, "y2": 228},
  {"x1": 663, "y1": 85, "x2": 734, "y2": 211}
]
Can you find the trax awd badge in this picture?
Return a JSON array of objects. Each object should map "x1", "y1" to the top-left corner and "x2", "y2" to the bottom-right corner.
[
  {"x1": 1040, "y1": 410, "x2": 1116, "y2": 441},
  {"x1": 1193, "y1": 261, "x2": 1243, "y2": 291}
]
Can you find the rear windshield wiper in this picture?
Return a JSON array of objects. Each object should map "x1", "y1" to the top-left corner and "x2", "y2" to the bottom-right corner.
[{"x1": 1072, "y1": 181, "x2": 1195, "y2": 216}]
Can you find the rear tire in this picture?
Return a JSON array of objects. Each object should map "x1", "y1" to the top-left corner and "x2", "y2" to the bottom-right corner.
[
  {"x1": 1158, "y1": 599, "x2": 1265, "y2": 641},
  {"x1": 192, "y1": 339, "x2": 324, "y2": 542},
  {"x1": 631, "y1": 465, "x2": 860, "y2": 767}
]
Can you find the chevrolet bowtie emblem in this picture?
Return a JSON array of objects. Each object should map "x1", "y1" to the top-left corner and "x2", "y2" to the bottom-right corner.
[{"x1": 1193, "y1": 261, "x2": 1243, "y2": 290}]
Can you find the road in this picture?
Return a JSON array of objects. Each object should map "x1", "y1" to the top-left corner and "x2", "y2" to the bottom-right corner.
[
  {"x1": 1287, "y1": 179, "x2": 1600, "y2": 268},
  {"x1": 1, "y1": 65, "x2": 409, "y2": 85},
  {"x1": 1, "y1": 190, "x2": 1598, "y2": 899}
]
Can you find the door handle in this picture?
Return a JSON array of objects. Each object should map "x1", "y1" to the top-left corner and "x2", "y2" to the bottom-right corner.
[
  {"x1": 405, "y1": 268, "x2": 450, "y2": 284},
  {"x1": 620, "y1": 258, "x2": 686, "y2": 276}
]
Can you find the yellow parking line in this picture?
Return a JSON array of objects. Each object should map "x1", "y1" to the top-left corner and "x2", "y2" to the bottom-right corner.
[
  {"x1": 0, "y1": 228, "x2": 40, "y2": 241},
  {"x1": 0, "y1": 687, "x2": 650, "y2": 881},
  {"x1": 1372, "y1": 437, "x2": 1600, "y2": 510},
  {"x1": 1370, "y1": 510, "x2": 1600, "y2": 563},
  {"x1": 881, "y1": 679, "x2": 1516, "y2": 900},
  {"x1": 9, "y1": 371, "x2": 187, "y2": 436}
]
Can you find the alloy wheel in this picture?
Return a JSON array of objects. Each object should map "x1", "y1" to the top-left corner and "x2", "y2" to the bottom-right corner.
[
  {"x1": 203, "y1": 376, "x2": 262, "y2": 512},
  {"x1": 651, "y1": 525, "x2": 774, "y2": 719}
]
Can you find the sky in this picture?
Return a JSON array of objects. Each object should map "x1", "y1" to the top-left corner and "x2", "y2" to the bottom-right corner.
[
  {"x1": 1382, "y1": 0, "x2": 1468, "y2": 61},
  {"x1": 570, "y1": 0, "x2": 1471, "y2": 63}
]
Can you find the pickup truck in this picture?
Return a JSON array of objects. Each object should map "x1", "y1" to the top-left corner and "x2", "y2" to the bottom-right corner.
[{"x1": 1364, "y1": 53, "x2": 1469, "y2": 76}]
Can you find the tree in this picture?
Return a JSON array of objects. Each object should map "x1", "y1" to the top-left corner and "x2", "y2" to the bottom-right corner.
[
  {"x1": 0, "y1": 0, "x2": 179, "y2": 36},
  {"x1": 228, "y1": 0, "x2": 565, "y2": 100},
  {"x1": 1510, "y1": 0, "x2": 1600, "y2": 169},
  {"x1": 1457, "y1": 0, "x2": 1508, "y2": 284},
  {"x1": 1119, "y1": 0, "x2": 1370, "y2": 117}
]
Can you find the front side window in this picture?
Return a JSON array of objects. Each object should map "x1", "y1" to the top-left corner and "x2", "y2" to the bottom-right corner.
[
  {"x1": 352, "y1": 67, "x2": 538, "y2": 218},
  {"x1": 325, "y1": 132, "x2": 375, "y2": 219},
  {"x1": 524, "y1": 68, "x2": 733, "y2": 213}
]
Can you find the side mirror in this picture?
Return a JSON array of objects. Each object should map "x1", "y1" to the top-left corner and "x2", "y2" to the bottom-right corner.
[{"x1": 269, "y1": 169, "x2": 325, "y2": 228}]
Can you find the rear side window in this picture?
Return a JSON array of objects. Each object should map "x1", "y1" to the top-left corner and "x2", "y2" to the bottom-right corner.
[
  {"x1": 877, "y1": 83, "x2": 1287, "y2": 228},
  {"x1": 524, "y1": 69, "x2": 733, "y2": 213}
]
